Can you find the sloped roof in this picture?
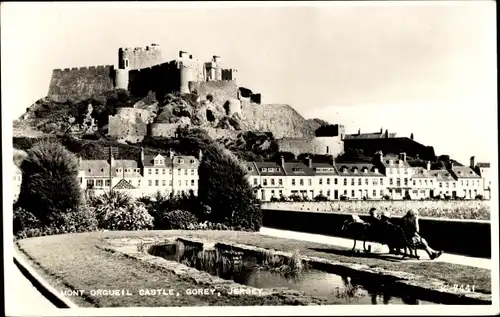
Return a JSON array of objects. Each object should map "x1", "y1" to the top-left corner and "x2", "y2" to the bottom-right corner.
[
  {"x1": 411, "y1": 167, "x2": 435, "y2": 178},
  {"x1": 380, "y1": 155, "x2": 411, "y2": 168},
  {"x1": 311, "y1": 162, "x2": 338, "y2": 175},
  {"x1": 243, "y1": 162, "x2": 260, "y2": 176},
  {"x1": 142, "y1": 154, "x2": 173, "y2": 167},
  {"x1": 449, "y1": 166, "x2": 481, "y2": 179},
  {"x1": 283, "y1": 161, "x2": 315, "y2": 176},
  {"x1": 80, "y1": 160, "x2": 142, "y2": 178},
  {"x1": 113, "y1": 179, "x2": 136, "y2": 190},
  {"x1": 253, "y1": 161, "x2": 285, "y2": 176},
  {"x1": 336, "y1": 163, "x2": 384, "y2": 177},
  {"x1": 431, "y1": 170, "x2": 456, "y2": 182}
]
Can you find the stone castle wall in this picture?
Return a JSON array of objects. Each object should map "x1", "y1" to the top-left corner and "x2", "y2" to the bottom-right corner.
[
  {"x1": 48, "y1": 65, "x2": 115, "y2": 101},
  {"x1": 119, "y1": 45, "x2": 163, "y2": 70},
  {"x1": 188, "y1": 80, "x2": 238, "y2": 106},
  {"x1": 108, "y1": 108, "x2": 151, "y2": 142},
  {"x1": 277, "y1": 136, "x2": 344, "y2": 157}
]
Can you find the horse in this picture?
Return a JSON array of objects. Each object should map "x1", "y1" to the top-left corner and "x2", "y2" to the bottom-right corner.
[{"x1": 341, "y1": 214, "x2": 419, "y2": 260}]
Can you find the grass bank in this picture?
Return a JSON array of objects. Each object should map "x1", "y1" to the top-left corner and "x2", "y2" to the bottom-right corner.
[{"x1": 15, "y1": 230, "x2": 491, "y2": 307}]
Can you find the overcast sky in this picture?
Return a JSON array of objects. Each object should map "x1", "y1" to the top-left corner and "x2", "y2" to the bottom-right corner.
[{"x1": 1, "y1": 1, "x2": 497, "y2": 165}]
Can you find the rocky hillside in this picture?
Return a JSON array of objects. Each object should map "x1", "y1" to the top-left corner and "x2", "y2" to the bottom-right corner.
[{"x1": 15, "y1": 88, "x2": 328, "y2": 142}]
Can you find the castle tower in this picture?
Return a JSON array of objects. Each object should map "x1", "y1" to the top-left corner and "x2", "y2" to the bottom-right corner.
[
  {"x1": 178, "y1": 50, "x2": 193, "y2": 94},
  {"x1": 213, "y1": 55, "x2": 222, "y2": 81}
]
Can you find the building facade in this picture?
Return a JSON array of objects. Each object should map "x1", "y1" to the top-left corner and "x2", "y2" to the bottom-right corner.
[
  {"x1": 244, "y1": 153, "x2": 490, "y2": 202},
  {"x1": 78, "y1": 148, "x2": 201, "y2": 198}
]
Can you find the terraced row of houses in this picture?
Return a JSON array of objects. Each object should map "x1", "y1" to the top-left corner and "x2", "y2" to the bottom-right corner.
[{"x1": 13, "y1": 149, "x2": 491, "y2": 202}]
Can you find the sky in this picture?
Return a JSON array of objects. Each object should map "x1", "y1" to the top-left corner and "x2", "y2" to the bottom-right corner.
[{"x1": 1, "y1": 1, "x2": 497, "y2": 165}]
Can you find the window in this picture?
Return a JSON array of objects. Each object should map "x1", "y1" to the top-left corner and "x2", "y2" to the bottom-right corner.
[
  {"x1": 96, "y1": 180, "x2": 103, "y2": 187},
  {"x1": 155, "y1": 169, "x2": 159, "y2": 175},
  {"x1": 279, "y1": 179, "x2": 283, "y2": 186},
  {"x1": 178, "y1": 169, "x2": 181, "y2": 175},
  {"x1": 404, "y1": 178, "x2": 408, "y2": 186},
  {"x1": 86, "y1": 179, "x2": 94, "y2": 187},
  {"x1": 446, "y1": 182, "x2": 449, "y2": 188},
  {"x1": 168, "y1": 169, "x2": 172, "y2": 174},
  {"x1": 253, "y1": 179, "x2": 258, "y2": 185},
  {"x1": 185, "y1": 180, "x2": 188, "y2": 186},
  {"x1": 344, "y1": 190, "x2": 347, "y2": 195},
  {"x1": 162, "y1": 180, "x2": 166, "y2": 186},
  {"x1": 300, "y1": 179, "x2": 304, "y2": 186},
  {"x1": 178, "y1": 180, "x2": 182, "y2": 186},
  {"x1": 137, "y1": 180, "x2": 141, "y2": 187},
  {"x1": 343, "y1": 179, "x2": 347, "y2": 186},
  {"x1": 178, "y1": 159, "x2": 184, "y2": 164},
  {"x1": 326, "y1": 178, "x2": 330, "y2": 185},
  {"x1": 466, "y1": 181, "x2": 469, "y2": 186},
  {"x1": 117, "y1": 168, "x2": 122, "y2": 173},
  {"x1": 191, "y1": 169, "x2": 195, "y2": 175},
  {"x1": 155, "y1": 180, "x2": 159, "y2": 186},
  {"x1": 263, "y1": 179, "x2": 268, "y2": 186},
  {"x1": 191, "y1": 179, "x2": 195, "y2": 186},
  {"x1": 148, "y1": 180, "x2": 152, "y2": 186},
  {"x1": 389, "y1": 179, "x2": 393, "y2": 185},
  {"x1": 105, "y1": 180, "x2": 111, "y2": 187},
  {"x1": 308, "y1": 179, "x2": 312, "y2": 186},
  {"x1": 162, "y1": 169, "x2": 166, "y2": 174},
  {"x1": 334, "y1": 178, "x2": 338, "y2": 185},
  {"x1": 453, "y1": 182, "x2": 456, "y2": 188},
  {"x1": 413, "y1": 180, "x2": 416, "y2": 186},
  {"x1": 373, "y1": 179, "x2": 378, "y2": 185},
  {"x1": 292, "y1": 179, "x2": 296, "y2": 186},
  {"x1": 365, "y1": 179, "x2": 368, "y2": 185},
  {"x1": 148, "y1": 169, "x2": 152, "y2": 175},
  {"x1": 184, "y1": 169, "x2": 188, "y2": 175},
  {"x1": 380, "y1": 190, "x2": 384, "y2": 196},
  {"x1": 271, "y1": 179, "x2": 275, "y2": 186},
  {"x1": 319, "y1": 178, "x2": 323, "y2": 185},
  {"x1": 404, "y1": 168, "x2": 408, "y2": 175},
  {"x1": 351, "y1": 190, "x2": 355, "y2": 197},
  {"x1": 351, "y1": 179, "x2": 355, "y2": 186},
  {"x1": 279, "y1": 190, "x2": 283, "y2": 196},
  {"x1": 439, "y1": 182, "x2": 442, "y2": 188},
  {"x1": 396, "y1": 179, "x2": 401, "y2": 187},
  {"x1": 373, "y1": 190, "x2": 376, "y2": 197},
  {"x1": 380, "y1": 178, "x2": 384, "y2": 185},
  {"x1": 261, "y1": 168, "x2": 267, "y2": 172},
  {"x1": 326, "y1": 190, "x2": 331, "y2": 196}
]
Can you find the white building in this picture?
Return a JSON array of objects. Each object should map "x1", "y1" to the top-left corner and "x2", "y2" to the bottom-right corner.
[{"x1": 78, "y1": 148, "x2": 201, "y2": 198}]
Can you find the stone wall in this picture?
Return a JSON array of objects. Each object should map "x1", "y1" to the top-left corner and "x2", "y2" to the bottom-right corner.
[
  {"x1": 48, "y1": 65, "x2": 115, "y2": 100},
  {"x1": 188, "y1": 80, "x2": 238, "y2": 107},
  {"x1": 241, "y1": 102, "x2": 316, "y2": 139},
  {"x1": 277, "y1": 136, "x2": 344, "y2": 157},
  {"x1": 148, "y1": 122, "x2": 181, "y2": 138},
  {"x1": 119, "y1": 45, "x2": 163, "y2": 70}
]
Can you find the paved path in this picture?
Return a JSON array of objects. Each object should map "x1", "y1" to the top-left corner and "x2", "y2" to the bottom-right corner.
[
  {"x1": 5, "y1": 263, "x2": 58, "y2": 315},
  {"x1": 259, "y1": 227, "x2": 491, "y2": 270}
]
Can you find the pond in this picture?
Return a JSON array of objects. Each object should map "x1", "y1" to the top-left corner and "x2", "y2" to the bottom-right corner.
[{"x1": 148, "y1": 241, "x2": 435, "y2": 305}]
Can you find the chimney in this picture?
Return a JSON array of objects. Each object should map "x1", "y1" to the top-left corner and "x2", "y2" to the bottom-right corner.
[
  {"x1": 169, "y1": 149, "x2": 174, "y2": 159},
  {"x1": 280, "y1": 156, "x2": 285, "y2": 168},
  {"x1": 109, "y1": 147, "x2": 115, "y2": 167},
  {"x1": 376, "y1": 151, "x2": 383, "y2": 162},
  {"x1": 385, "y1": 129, "x2": 389, "y2": 138},
  {"x1": 470, "y1": 156, "x2": 475, "y2": 169},
  {"x1": 198, "y1": 149, "x2": 203, "y2": 161},
  {"x1": 449, "y1": 161, "x2": 454, "y2": 169},
  {"x1": 380, "y1": 127, "x2": 383, "y2": 134},
  {"x1": 358, "y1": 128, "x2": 361, "y2": 135},
  {"x1": 400, "y1": 152, "x2": 407, "y2": 162},
  {"x1": 426, "y1": 161, "x2": 431, "y2": 171},
  {"x1": 308, "y1": 156, "x2": 312, "y2": 168},
  {"x1": 410, "y1": 133, "x2": 414, "y2": 140},
  {"x1": 140, "y1": 147, "x2": 144, "y2": 161}
]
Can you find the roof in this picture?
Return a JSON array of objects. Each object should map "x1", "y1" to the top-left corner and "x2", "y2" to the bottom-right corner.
[
  {"x1": 335, "y1": 163, "x2": 384, "y2": 177},
  {"x1": 253, "y1": 161, "x2": 285, "y2": 176},
  {"x1": 113, "y1": 179, "x2": 136, "y2": 190},
  {"x1": 380, "y1": 155, "x2": 411, "y2": 168},
  {"x1": 343, "y1": 132, "x2": 397, "y2": 140},
  {"x1": 449, "y1": 166, "x2": 481, "y2": 179},
  {"x1": 142, "y1": 154, "x2": 199, "y2": 169},
  {"x1": 243, "y1": 162, "x2": 260, "y2": 176},
  {"x1": 79, "y1": 160, "x2": 142, "y2": 178},
  {"x1": 142, "y1": 154, "x2": 173, "y2": 167},
  {"x1": 282, "y1": 161, "x2": 315, "y2": 176},
  {"x1": 311, "y1": 162, "x2": 339, "y2": 175},
  {"x1": 476, "y1": 163, "x2": 490, "y2": 168},
  {"x1": 172, "y1": 155, "x2": 200, "y2": 169},
  {"x1": 431, "y1": 170, "x2": 456, "y2": 182},
  {"x1": 411, "y1": 167, "x2": 435, "y2": 178}
]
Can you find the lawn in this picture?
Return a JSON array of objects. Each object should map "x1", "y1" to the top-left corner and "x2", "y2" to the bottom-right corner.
[{"x1": 15, "y1": 230, "x2": 491, "y2": 307}]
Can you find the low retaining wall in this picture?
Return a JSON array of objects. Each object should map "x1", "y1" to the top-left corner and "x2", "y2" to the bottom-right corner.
[{"x1": 262, "y1": 209, "x2": 491, "y2": 259}]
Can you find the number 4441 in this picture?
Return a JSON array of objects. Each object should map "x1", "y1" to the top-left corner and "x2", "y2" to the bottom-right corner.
[{"x1": 440, "y1": 284, "x2": 475, "y2": 292}]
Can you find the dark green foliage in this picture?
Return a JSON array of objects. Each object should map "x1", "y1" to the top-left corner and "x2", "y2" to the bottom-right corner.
[
  {"x1": 13, "y1": 205, "x2": 99, "y2": 240},
  {"x1": 198, "y1": 143, "x2": 263, "y2": 231},
  {"x1": 16, "y1": 140, "x2": 83, "y2": 224},
  {"x1": 161, "y1": 209, "x2": 199, "y2": 230},
  {"x1": 297, "y1": 153, "x2": 333, "y2": 163},
  {"x1": 336, "y1": 148, "x2": 373, "y2": 163}
]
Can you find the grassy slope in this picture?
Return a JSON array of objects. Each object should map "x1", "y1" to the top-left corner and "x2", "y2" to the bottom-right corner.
[{"x1": 15, "y1": 231, "x2": 491, "y2": 307}]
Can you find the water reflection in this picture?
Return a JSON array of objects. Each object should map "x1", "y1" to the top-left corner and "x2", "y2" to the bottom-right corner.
[{"x1": 150, "y1": 243, "x2": 426, "y2": 305}]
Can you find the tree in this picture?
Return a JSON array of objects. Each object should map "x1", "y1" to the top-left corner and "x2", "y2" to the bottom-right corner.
[
  {"x1": 16, "y1": 140, "x2": 83, "y2": 225},
  {"x1": 197, "y1": 142, "x2": 262, "y2": 231}
]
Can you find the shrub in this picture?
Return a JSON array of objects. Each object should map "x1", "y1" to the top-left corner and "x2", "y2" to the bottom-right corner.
[
  {"x1": 13, "y1": 205, "x2": 99, "y2": 240},
  {"x1": 161, "y1": 209, "x2": 199, "y2": 230},
  {"x1": 16, "y1": 140, "x2": 82, "y2": 225},
  {"x1": 91, "y1": 191, "x2": 153, "y2": 230},
  {"x1": 314, "y1": 194, "x2": 329, "y2": 202},
  {"x1": 198, "y1": 142, "x2": 263, "y2": 231}
]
